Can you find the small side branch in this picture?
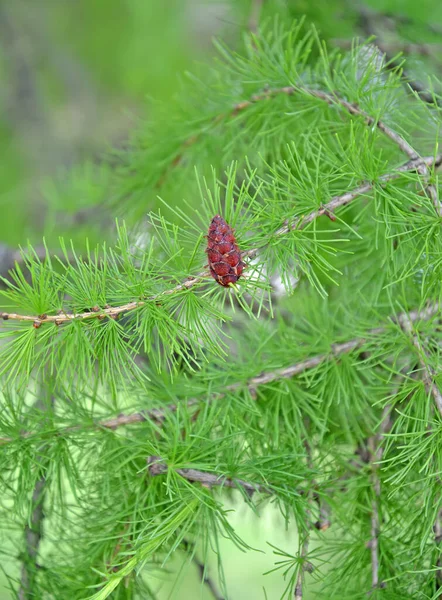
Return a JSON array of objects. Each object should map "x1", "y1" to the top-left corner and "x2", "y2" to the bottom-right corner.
[
  {"x1": 147, "y1": 456, "x2": 270, "y2": 497},
  {"x1": 398, "y1": 313, "x2": 442, "y2": 418},
  {"x1": 366, "y1": 406, "x2": 392, "y2": 592},
  {"x1": 294, "y1": 533, "x2": 310, "y2": 600},
  {"x1": 18, "y1": 393, "x2": 52, "y2": 600},
  {"x1": 157, "y1": 77, "x2": 436, "y2": 184}
]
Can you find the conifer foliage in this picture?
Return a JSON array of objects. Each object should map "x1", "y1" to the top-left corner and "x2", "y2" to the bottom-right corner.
[{"x1": 1, "y1": 4, "x2": 442, "y2": 599}]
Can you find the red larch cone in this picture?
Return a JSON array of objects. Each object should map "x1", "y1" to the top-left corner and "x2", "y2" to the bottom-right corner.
[{"x1": 206, "y1": 215, "x2": 245, "y2": 287}]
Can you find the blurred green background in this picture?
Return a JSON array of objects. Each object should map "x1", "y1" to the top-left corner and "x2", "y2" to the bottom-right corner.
[{"x1": 1, "y1": 0, "x2": 441, "y2": 598}]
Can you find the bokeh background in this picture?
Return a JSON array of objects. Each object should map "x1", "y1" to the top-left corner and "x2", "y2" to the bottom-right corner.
[{"x1": 1, "y1": 0, "x2": 441, "y2": 598}]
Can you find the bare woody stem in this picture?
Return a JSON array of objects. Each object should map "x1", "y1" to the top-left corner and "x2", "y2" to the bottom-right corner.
[
  {"x1": 199, "y1": 82, "x2": 441, "y2": 213},
  {"x1": 0, "y1": 302, "x2": 439, "y2": 447},
  {"x1": 1, "y1": 153, "x2": 440, "y2": 327},
  {"x1": 147, "y1": 456, "x2": 270, "y2": 497}
]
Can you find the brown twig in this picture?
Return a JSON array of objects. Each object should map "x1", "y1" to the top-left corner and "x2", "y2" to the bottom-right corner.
[
  {"x1": 182, "y1": 540, "x2": 224, "y2": 600},
  {"x1": 398, "y1": 312, "x2": 442, "y2": 418},
  {"x1": 17, "y1": 394, "x2": 52, "y2": 600},
  {"x1": 147, "y1": 456, "x2": 269, "y2": 497},
  {"x1": 18, "y1": 474, "x2": 46, "y2": 600},
  {"x1": 158, "y1": 75, "x2": 438, "y2": 184},
  {"x1": 294, "y1": 532, "x2": 311, "y2": 600},
  {"x1": 0, "y1": 302, "x2": 439, "y2": 447},
  {"x1": 230, "y1": 85, "x2": 420, "y2": 159},
  {"x1": 1, "y1": 153, "x2": 440, "y2": 327},
  {"x1": 269, "y1": 155, "x2": 441, "y2": 240},
  {"x1": 366, "y1": 405, "x2": 393, "y2": 592}
]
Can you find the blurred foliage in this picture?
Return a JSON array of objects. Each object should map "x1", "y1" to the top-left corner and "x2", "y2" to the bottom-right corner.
[{"x1": 1, "y1": 0, "x2": 441, "y2": 246}]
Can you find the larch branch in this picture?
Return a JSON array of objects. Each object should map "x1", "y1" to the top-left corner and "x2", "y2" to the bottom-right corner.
[
  {"x1": 1, "y1": 154, "x2": 440, "y2": 327},
  {"x1": 18, "y1": 474, "x2": 46, "y2": 600},
  {"x1": 294, "y1": 532, "x2": 310, "y2": 600},
  {"x1": 147, "y1": 456, "x2": 270, "y2": 497},
  {"x1": 295, "y1": 441, "x2": 315, "y2": 600},
  {"x1": 398, "y1": 312, "x2": 442, "y2": 418},
  {"x1": 0, "y1": 302, "x2": 439, "y2": 446},
  {"x1": 367, "y1": 405, "x2": 393, "y2": 592},
  {"x1": 18, "y1": 394, "x2": 52, "y2": 600}
]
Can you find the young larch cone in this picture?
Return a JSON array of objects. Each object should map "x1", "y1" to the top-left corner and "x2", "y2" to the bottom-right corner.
[{"x1": 206, "y1": 215, "x2": 245, "y2": 287}]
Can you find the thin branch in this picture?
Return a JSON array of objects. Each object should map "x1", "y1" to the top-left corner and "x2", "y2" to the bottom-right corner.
[
  {"x1": 158, "y1": 77, "x2": 437, "y2": 184},
  {"x1": 0, "y1": 302, "x2": 439, "y2": 447},
  {"x1": 230, "y1": 84, "x2": 420, "y2": 159},
  {"x1": 294, "y1": 532, "x2": 310, "y2": 600},
  {"x1": 18, "y1": 474, "x2": 46, "y2": 600},
  {"x1": 295, "y1": 442, "x2": 315, "y2": 600},
  {"x1": 398, "y1": 315, "x2": 442, "y2": 588},
  {"x1": 398, "y1": 312, "x2": 442, "y2": 418},
  {"x1": 147, "y1": 455, "x2": 270, "y2": 497},
  {"x1": 1, "y1": 153, "x2": 440, "y2": 327},
  {"x1": 366, "y1": 405, "x2": 392, "y2": 592},
  {"x1": 18, "y1": 395, "x2": 51, "y2": 600},
  {"x1": 268, "y1": 156, "x2": 441, "y2": 240},
  {"x1": 353, "y1": 7, "x2": 441, "y2": 214},
  {"x1": 182, "y1": 540, "x2": 224, "y2": 600}
]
